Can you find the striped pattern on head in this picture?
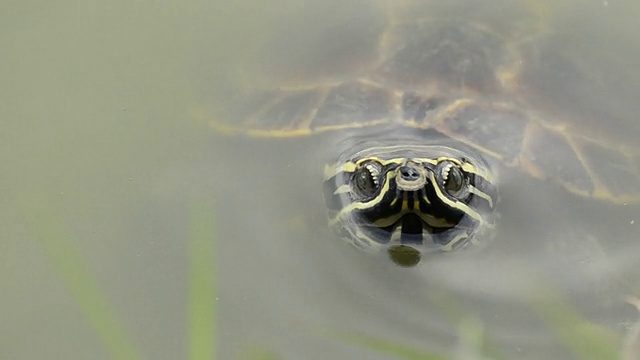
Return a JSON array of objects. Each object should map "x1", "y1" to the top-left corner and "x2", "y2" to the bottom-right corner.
[{"x1": 323, "y1": 144, "x2": 497, "y2": 265}]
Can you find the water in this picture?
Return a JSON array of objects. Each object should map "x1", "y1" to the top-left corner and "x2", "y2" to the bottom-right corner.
[{"x1": 2, "y1": 0, "x2": 640, "y2": 359}]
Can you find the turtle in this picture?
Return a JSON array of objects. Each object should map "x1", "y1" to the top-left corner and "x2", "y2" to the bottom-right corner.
[{"x1": 205, "y1": 1, "x2": 640, "y2": 267}]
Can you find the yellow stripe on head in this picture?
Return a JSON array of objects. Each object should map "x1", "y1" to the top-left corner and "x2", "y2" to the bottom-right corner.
[
  {"x1": 428, "y1": 172, "x2": 482, "y2": 222},
  {"x1": 331, "y1": 171, "x2": 396, "y2": 224},
  {"x1": 468, "y1": 185, "x2": 494, "y2": 208}
]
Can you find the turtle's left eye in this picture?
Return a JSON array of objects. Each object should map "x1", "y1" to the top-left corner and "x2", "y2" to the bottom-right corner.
[
  {"x1": 437, "y1": 161, "x2": 469, "y2": 199},
  {"x1": 353, "y1": 161, "x2": 381, "y2": 198}
]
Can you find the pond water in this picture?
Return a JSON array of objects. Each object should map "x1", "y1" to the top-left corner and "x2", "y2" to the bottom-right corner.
[{"x1": 2, "y1": 0, "x2": 640, "y2": 359}]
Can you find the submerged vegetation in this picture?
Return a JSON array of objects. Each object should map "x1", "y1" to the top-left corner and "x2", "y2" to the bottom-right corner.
[{"x1": 25, "y1": 199, "x2": 637, "y2": 359}]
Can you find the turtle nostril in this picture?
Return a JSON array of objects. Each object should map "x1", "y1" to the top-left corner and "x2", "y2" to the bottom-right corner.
[{"x1": 399, "y1": 166, "x2": 421, "y2": 181}]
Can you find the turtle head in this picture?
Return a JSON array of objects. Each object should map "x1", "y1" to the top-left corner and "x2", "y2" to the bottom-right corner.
[{"x1": 323, "y1": 144, "x2": 498, "y2": 266}]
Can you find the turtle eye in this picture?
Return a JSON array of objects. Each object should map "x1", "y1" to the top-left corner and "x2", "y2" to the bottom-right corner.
[
  {"x1": 438, "y1": 161, "x2": 469, "y2": 199},
  {"x1": 353, "y1": 161, "x2": 381, "y2": 198}
]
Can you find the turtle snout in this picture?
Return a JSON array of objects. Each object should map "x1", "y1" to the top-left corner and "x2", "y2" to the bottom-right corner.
[
  {"x1": 396, "y1": 163, "x2": 428, "y2": 191},
  {"x1": 399, "y1": 166, "x2": 422, "y2": 181}
]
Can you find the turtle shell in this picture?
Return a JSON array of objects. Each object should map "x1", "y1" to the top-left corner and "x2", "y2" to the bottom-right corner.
[{"x1": 207, "y1": 1, "x2": 640, "y2": 205}]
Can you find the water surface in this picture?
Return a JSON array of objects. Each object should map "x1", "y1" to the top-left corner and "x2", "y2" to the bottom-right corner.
[{"x1": 2, "y1": 0, "x2": 640, "y2": 359}]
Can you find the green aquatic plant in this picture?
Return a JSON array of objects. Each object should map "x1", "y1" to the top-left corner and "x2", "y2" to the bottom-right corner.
[
  {"x1": 27, "y1": 200, "x2": 632, "y2": 360},
  {"x1": 26, "y1": 200, "x2": 220, "y2": 360},
  {"x1": 28, "y1": 207, "x2": 142, "y2": 360},
  {"x1": 187, "y1": 202, "x2": 218, "y2": 360},
  {"x1": 528, "y1": 283, "x2": 621, "y2": 360}
]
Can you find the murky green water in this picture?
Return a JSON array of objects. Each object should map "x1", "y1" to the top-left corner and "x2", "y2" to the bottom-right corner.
[{"x1": 3, "y1": 0, "x2": 640, "y2": 359}]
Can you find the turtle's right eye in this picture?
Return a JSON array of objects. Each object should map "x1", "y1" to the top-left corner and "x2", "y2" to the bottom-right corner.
[
  {"x1": 353, "y1": 161, "x2": 381, "y2": 198},
  {"x1": 436, "y1": 160, "x2": 470, "y2": 200}
]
